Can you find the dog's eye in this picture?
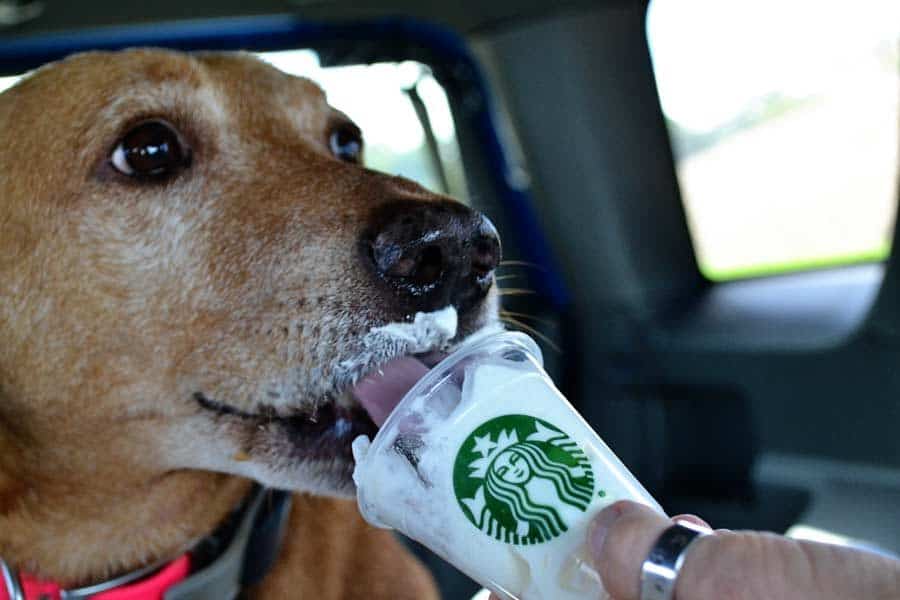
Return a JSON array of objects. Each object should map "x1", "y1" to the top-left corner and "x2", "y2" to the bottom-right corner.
[
  {"x1": 110, "y1": 120, "x2": 189, "y2": 178},
  {"x1": 329, "y1": 124, "x2": 362, "y2": 164}
]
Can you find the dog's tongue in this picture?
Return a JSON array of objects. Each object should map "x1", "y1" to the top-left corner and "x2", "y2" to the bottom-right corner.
[{"x1": 352, "y1": 357, "x2": 430, "y2": 427}]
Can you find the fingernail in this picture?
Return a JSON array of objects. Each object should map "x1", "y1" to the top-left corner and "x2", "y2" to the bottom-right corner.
[
  {"x1": 672, "y1": 514, "x2": 711, "y2": 529},
  {"x1": 590, "y1": 501, "x2": 639, "y2": 557}
]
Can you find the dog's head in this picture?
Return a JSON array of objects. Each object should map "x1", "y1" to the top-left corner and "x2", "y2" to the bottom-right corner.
[{"x1": 0, "y1": 49, "x2": 500, "y2": 497}]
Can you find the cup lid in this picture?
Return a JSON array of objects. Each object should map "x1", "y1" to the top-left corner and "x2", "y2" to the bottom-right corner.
[{"x1": 366, "y1": 329, "x2": 542, "y2": 455}]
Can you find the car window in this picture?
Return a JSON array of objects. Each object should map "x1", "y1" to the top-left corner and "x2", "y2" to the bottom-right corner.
[
  {"x1": 261, "y1": 51, "x2": 467, "y2": 202},
  {"x1": 647, "y1": 0, "x2": 900, "y2": 280}
]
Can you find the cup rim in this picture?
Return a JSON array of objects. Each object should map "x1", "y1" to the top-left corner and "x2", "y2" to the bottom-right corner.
[{"x1": 363, "y1": 329, "x2": 542, "y2": 458}]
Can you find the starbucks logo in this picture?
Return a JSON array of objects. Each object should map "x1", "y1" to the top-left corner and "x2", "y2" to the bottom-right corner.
[{"x1": 453, "y1": 414, "x2": 595, "y2": 545}]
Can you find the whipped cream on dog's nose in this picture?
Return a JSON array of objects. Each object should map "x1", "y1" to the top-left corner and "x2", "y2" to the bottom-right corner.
[
  {"x1": 347, "y1": 306, "x2": 457, "y2": 425},
  {"x1": 364, "y1": 306, "x2": 457, "y2": 353},
  {"x1": 351, "y1": 331, "x2": 663, "y2": 600}
]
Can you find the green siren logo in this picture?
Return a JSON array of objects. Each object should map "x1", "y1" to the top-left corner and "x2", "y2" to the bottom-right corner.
[{"x1": 453, "y1": 414, "x2": 595, "y2": 545}]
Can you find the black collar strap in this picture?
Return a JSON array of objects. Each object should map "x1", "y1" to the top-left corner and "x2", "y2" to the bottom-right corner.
[{"x1": 164, "y1": 485, "x2": 292, "y2": 600}]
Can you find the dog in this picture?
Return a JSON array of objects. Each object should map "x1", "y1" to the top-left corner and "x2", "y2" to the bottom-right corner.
[{"x1": 0, "y1": 48, "x2": 501, "y2": 598}]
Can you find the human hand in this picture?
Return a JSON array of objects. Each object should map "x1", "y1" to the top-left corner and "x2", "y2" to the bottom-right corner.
[{"x1": 489, "y1": 500, "x2": 900, "y2": 599}]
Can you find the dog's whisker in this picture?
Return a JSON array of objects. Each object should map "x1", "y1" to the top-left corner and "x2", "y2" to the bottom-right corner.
[
  {"x1": 499, "y1": 316, "x2": 561, "y2": 352},
  {"x1": 497, "y1": 260, "x2": 545, "y2": 272},
  {"x1": 497, "y1": 287, "x2": 537, "y2": 297},
  {"x1": 499, "y1": 310, "x2": 556, "y2": 327}
]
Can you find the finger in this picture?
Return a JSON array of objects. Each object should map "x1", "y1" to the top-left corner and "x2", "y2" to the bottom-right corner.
[
  {"x1": 589, "y1": 500, "x2": 677, "y2": 600},
  {"x1": 590, "y1": 501, "x2": 900, "y2": 600}
]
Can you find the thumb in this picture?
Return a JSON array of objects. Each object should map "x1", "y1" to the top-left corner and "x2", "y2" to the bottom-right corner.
[{"x1": 589, "y1": 500, "x2": 900, "y2": 600}]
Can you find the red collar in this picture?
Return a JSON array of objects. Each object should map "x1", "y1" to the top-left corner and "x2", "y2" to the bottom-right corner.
[
  {"x1": 1, "y1": 486, "x2": 292, "y2": 600},
  {"x1": 0, "y1": 555, "x2": 190, "y2": 600}
]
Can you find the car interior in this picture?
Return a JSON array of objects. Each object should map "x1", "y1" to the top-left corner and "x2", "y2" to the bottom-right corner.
[{"x1": 2, "y1": 0, "x2": 898, "y2": 596}]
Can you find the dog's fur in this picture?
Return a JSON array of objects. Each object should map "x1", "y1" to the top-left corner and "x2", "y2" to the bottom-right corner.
[{"x1": 0, "y1": 49, "x2": 498, "y2": 597}]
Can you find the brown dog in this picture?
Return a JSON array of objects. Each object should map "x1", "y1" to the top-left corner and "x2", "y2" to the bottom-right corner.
[{"x1": 0, "y1": 49, "x2": 501, "y2": 598}]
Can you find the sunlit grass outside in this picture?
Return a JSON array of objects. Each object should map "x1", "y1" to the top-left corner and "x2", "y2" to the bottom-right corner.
[
  {"x1": 649, "y1": 0, "x2": 900, "y2": 281},
  {"x1": 702, "y1": 243, "x2": 891, "y2": 281},
  {"x1": 680, "y1": 70, "x2": 899, "y2": 281}
]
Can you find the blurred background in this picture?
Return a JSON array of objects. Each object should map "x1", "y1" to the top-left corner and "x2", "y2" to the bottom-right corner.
[
  {"x1": 1, "y1": 0, "x2": 898, "y2": 596},
  {"x1": 649, "y1": 0, "x2": 899, "y2": 280},
  {"x1": 7, "y1": 0, "x2": 894, "y2": 281}
]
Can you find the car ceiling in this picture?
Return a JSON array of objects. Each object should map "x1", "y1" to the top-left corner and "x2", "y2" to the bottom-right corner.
[{"x1": 4, "y1": 0, "x2": 625, "y2": 38}]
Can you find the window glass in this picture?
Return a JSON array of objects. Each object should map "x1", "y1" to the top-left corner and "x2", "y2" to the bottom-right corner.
[
  {"x1": 647, "y1": 0, "x2": 900, "y2": 280},
  {"x1": 0, "y1": 76, "x2": 17, "y2": 93},
  {"x1": 0, "y1": 51, "x2": 465, "y2": 200},
  {"x1": 261, "y1": 51, "x2": 467, "y2": 201}
]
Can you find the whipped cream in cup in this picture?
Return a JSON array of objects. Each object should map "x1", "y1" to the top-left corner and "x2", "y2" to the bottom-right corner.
[{"x1": 352, "y1": 330, "x2": 664, "y2": 600}]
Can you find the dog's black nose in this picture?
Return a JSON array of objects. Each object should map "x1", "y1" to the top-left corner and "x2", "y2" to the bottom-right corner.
[{"x1": 365, "y1": 200, "x2": 501, "y2": 314}]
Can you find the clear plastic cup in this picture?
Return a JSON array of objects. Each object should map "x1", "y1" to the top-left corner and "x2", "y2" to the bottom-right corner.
[{"x1": 352, "y1": 331, "x2": 664, "y2": 600}]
